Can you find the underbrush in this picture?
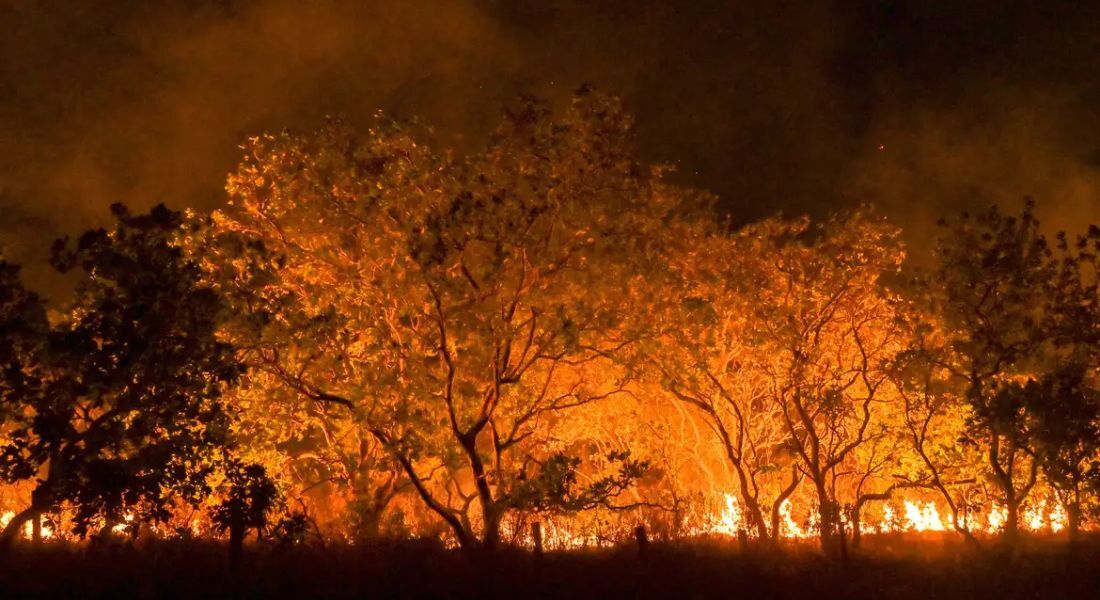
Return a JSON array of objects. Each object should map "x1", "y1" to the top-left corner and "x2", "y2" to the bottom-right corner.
[{"x1": 1, "y1": 534, "x2": 1098, "y2": 599}]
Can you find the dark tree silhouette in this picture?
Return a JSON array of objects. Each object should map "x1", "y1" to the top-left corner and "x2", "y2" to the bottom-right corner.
[
  {"x1": 0, "y1": 204, "x2": 243, "y2": 545},
  {"x1": 1027, "y1": 225, "x2": 1100, "y2": 541},
  {"x1": 211, "y1": 458, "x2": 279, "y2": 568},
  {"x1": 919, "y1": 200, "x2": 1100, "y2": 542},
  {"x1": 0, "y1": 255, "x2": 49, "y2": 424}
]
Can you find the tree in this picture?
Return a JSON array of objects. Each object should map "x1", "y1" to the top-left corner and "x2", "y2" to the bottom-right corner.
[
  {"x1": 921, "y1": 201, "x2": 1054, "y2": 541},
  {"x1": 0, "y1": 255, "x2": 49, "y2": 540},
  {"x1": 891, "y1": 319, "x2": 985, "y2": 545},
  {"x1": 0, "y1": 204, "x2": 243, "y2": 545},
  {"x1": 739, "y1": 211, "x2": 906, "y2": 555},
  {"x1": 210, "y1": 89, "x2": 684, "y2": 549},
  {"x1": 0, "y1": 254, "x2": 48, "y2": 425},
  {"x1": 1026, "y1": 224, "x2": 1100, "y2": 541},
  {"x1": 641, "y1": 218, "x2": 803, "y2": 542},
  {"x1": 211, "y1": 458, "x2": 279, "y2": 567}
]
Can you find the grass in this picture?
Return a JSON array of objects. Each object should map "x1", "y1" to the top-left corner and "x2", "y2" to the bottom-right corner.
[{"x1": 1, "y1": 534, "x2": 1098, "y2": 599}]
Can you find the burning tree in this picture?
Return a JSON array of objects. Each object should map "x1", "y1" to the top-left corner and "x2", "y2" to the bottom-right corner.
[
  {"x1": 641, "y1": 217, "x2": 804, "y2": 542},
  {"x1": 737, "y1": 212, "x2": 907, "y2": 555},
  {"x1": 210, "y1": 89, "x2": 691, "y2": 549},
  {"x1": 890, "y1": 318, "x2": 986, "y2": 544}
]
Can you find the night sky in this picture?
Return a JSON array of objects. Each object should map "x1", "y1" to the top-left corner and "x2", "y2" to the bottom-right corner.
[{"x1": 3, "y1": 0, "x2": 1099, "y2": 294}]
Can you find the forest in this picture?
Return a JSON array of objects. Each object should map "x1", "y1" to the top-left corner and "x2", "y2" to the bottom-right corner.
[{"x1": 1, "y1": 90, "x2": 1099, "y2": 597}]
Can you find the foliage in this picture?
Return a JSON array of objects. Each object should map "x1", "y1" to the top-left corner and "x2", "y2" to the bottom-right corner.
[
  {"x1": 206, "y1": 88, "x2": 693, "y2": 548},
  {"x1": 1, "y1": 94, "x2": 1099, "y2": 556},
  {"x1": 0, "y1": 204, "x2": 243, "y2": 541}
]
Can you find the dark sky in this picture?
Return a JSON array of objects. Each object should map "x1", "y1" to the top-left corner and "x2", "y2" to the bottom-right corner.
[{"x1": 3, "y1": 0, "x2": 1100, "y2": 295}]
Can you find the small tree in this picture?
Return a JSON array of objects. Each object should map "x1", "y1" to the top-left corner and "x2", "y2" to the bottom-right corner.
[
  {"x1": 211, "y1": 459, "x2": 279, "y2": 567},
  {"x1": 891, "y1": 322, "x2": 985, "y2": 545},
  {"x1": 0, "y1": 204, "x2": 243, "y2": 544}
]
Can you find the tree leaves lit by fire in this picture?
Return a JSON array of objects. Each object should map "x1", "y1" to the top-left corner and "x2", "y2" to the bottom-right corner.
[{"x1": 0, "y1": 90, "x2": 1098, "y2": 555}]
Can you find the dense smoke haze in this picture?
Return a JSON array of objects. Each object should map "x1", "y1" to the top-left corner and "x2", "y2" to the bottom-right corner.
[{"x1": 2, "y1": 0, "x2": 1100, "y2": 294}]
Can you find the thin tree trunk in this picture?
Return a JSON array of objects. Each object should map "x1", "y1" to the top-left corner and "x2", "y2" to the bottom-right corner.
[
  {"x1": 0, "y1": 505, "x2": 40, "y2": 549},
  {"x1": 849, "y1": 506, "x2": 862, "y2": 549},
  {"x1": 1003, "y1": 498, "x2": 1020, "y2": 543},
  {"x1": 531, "y1": 522, "x2": 543, "y2": 558},
  {"x1": 228, "y1": 523, "x2": 245, "y2": 570},
  {"x1": 482, "y1": 508, "x2": 501, "y2": 551},
  {"x1": 1067, "y1": 501, "x2": 1081, "y2": 544},
  {"x1": 814, "y1": 480, "x2": 839, "y2": 557},
  {"x1": 769, "y1": 466, "x2": 801, "y2": 542}
]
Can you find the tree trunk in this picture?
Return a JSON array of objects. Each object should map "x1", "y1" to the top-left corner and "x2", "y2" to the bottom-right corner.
[
  {"x1": 481, "y1": 508, "x2": 501, "y2": 552},
  {"x1": 849, "y1": 506, "x2": 862, "y2": 549},
  {"x1": 1066, "y1": 502, "x2": 1081, "y2": 544},
  {"x1": 31, "y1": 515, "x2": 41, "y2": 543},
  {"x1": 634, "y1": 525, "x2": 649, "y2": 556},
  {"x1": 228, "y1": 523, "x2": 245, "y2": 570},
  {"x1": 458, "y1": 430, "x2": 499, "y2": 552},
  {"x1": 817, "y1": 502, "x2": 835, "y2": 556},
  {"x1": 0, "y1": 505, "x2": 40, "y2": 549},
  {"x1": 769, "y1": 466, "x2": 802, "y2": 542},
  {"x1": 531, "y1": 522, "x2": 543, "y2": 558},
  {"x1": 1003, "y1": 498, "x2": 1020, "y2": 543},
  {"x1": 731, "y1": 469, "x2": 768, "y2": 540},
  {"x1": 836, "y1": 510, "x2": 849, "y2": 562},
  {"x1": 815, "y1": 484, "x2": 839, "y2": 557}
]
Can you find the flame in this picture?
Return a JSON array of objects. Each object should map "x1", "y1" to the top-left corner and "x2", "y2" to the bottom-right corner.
[
  {"x1": 880, "y1": 504, "x2": 899, "y2": 533},
  {"x1": 0, "y1": 511, "x2": 54, "y2": 540},
  {"x1": 903, "y1": 500, "x2": 947, "y2": 532},
  {"x1": 110, "y1": 513, "x2": 135, "y2": 536},
  {"x1": 0, "y1": 493, "x2": 1080, "y2": 546},
  {"x1": 1048, "y1": 501, "x2": 1067, "y2": 533},
  {"x1": 987, "y1": 505, "x2": 1007, "y2": 532},
  {"x1": 714, "y1": 493, "x2": 744, "y2": 536},
  {"x1": 778, "y1": 499, "x2": 810, "y2": 539}
]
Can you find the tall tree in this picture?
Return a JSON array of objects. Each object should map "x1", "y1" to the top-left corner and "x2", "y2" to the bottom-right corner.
[
  {"x1": 1026, "y1": 225, "x2": 1100, "y2": 540},
  {"x1": 740, "y1": 212, "x2": 906, "y2": 555},
  {"x1": 920, "y1": 201, "x2": 1054, "y2": 541},
  {"x1": 211, "y1": 90, "x2": 685, "y2": 549},
  {"x1": 0, "y1": 204, "x2": 243, "y2": 544},
  {"x1": 641, "y1": 218, "x2": 803, "y2": 542}
]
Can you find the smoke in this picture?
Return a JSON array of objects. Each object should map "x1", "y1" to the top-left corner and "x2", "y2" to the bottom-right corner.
[
  {"x1": 849, "y1": 88, "x2": 1100, "y2": 259},
  {"x1": 2, "y1": 0, "x2": 1099, "y2": 293},
  {"x1": 1, "y1": 0, "x2": 520, "y2": 295}
]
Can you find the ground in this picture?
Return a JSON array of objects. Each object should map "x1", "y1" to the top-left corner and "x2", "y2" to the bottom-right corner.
[{"x1": 1, "y1": 535, "x2": 1098, "y2": 599}]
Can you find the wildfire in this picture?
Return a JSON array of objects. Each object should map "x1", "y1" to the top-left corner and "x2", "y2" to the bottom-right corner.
[
  {"x1": 0, "y1": 511, "x2": 55, "y2": 540},
  {"x1": 694, "y1": 493, "x2": 1072, "y2": 540},
  {"x1": 0, "y1": 492, "x2": 1077, "y2": 547},
  {"x1": 714, "y1": 493, "x2": 743, "y2": 536},
  {"x1": 778, "y1": 499, "x2": 811, "y2": 539},
  {"x1": 987, "y1": 505, "x2": 1007, "y2": 532},
  {"x1": 902, "y1": 500, "x2": 947, "y2": 532}
]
